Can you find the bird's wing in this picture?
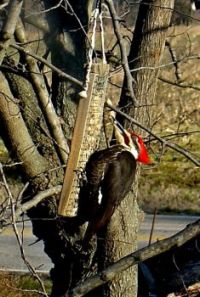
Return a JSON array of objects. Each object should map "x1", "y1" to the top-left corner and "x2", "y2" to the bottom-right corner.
[{"x1": 83, "y1": 150, "x2": 136, "y2": 244}]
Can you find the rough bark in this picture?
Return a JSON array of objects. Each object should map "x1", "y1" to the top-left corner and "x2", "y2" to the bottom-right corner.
[
  {"x1": 43, "y1": 0, "x2": 92, "y2": 136},
  {"x1": 103, "y1": 1, "x2": 175, "y2": 297},
  {"x1": 15, "y1": 19, "x2": 69, "y2": 164},
  {"x1": 0, "y1": 0, "x2": 23, "y2": 65},
  {"x1": 3, "y1": 58, "x2": 53, "y2": 157},
  {"x1": 0, "y1": 72, "x2": 48, "y2": 177},
  {"x1": 122, "y1": 0, "x2": 175, "y2": 129}
]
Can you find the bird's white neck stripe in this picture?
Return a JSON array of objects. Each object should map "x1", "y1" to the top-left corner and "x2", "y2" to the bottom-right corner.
[
  {"x1": 191, "y1": 2, "x2": 196, "y2": 11},
  {"x1": 122, "y1": 144, "x2": 139, "y2": 160},
  {"x1": 98, "y1": 188, "x2": 103, "y2": 204},
  {"x1": 130, "y1": 146, "x2": 139, "y2": 160}
]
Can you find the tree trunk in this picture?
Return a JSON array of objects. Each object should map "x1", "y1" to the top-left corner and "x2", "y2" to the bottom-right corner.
[
  {"x1": 122, "y1": 0, "x2": 175, "y2": 129},
  {"x1": 103, "y1": 1, "x2": 175, "y2": 297}
]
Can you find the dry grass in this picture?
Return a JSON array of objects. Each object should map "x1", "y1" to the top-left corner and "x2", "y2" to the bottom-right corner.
[
  {"x1": 0, "y1": 272, "x2": 51, "y2": 297},
  {"x1": 137, "y1": 25, "x2": 200, "y2": 213}
]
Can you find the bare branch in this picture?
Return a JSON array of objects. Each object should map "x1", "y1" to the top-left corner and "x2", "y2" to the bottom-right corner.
[
  {"x1": 159, "y1": 76, "x2": 200, "y2": 91},
  {"x1": 0, "y1": 2, "x2": 8, "y2": 11},
  {"x1": 15, "y1": 19, "x2": 69, "y2": 163},
  {"x1": 0, "y1": 73, "x2": 48, "y2": 177},
  {"x1": 0, "y1": 0, "x2": 23, "y2": 65},
  {"x1": 2, "y1": 284, "x2": 48, "y2": 297},
  {"x1": 165, "y1": 40, "x2": 182, "y2": 82},
  {"x1": 24, "y1": 15, "x2": 50, "y2": 33},
  {"x1": 11, "y1": 43, "x2": 83, "y2": 87},
  {"x1": 106, "y1": 102, "x2": 200, "y2": 167},
  {"x1": 26, "y1": 0, "x2": 63, "y2": 17},
  {"x1": 66, "y1": 219, "x2": 200, "y2": 297},
  {"x1": 0, "y1": 164, "x2": 48, "y2": 296},
  {"x1": 1, "y1": 185, "x2": 62, "y2": 229},
  {"x1": 64, "y1": 0, "x2": 89, "y2": 40},
  {"x1": 161, "y1": 130, "x2": 200, "y2": 141},
  {"x1": 15, "y1": 185, "x2": 62, "y2": 221},
  {"x1": 105, "y1": 0, "x2": 137, "y2": 105}
]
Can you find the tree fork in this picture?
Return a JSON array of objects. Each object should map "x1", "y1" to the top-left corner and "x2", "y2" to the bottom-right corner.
[{"x1": 0, "y1": 73, "x2": 48, "y2": 178}]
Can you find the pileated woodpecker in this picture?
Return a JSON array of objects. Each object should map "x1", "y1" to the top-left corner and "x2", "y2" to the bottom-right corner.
[{"x1": 82, "y1": 120, "x2": 150, "y2": 245}]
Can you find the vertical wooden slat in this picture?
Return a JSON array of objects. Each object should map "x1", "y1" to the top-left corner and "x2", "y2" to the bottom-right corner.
[{"x1": 58, "y1": 63, "x2": 109, "y2": 217}]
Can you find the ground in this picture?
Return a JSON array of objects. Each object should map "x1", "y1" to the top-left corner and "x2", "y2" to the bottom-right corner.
[{"x1": 0, "y1": 272, "x2": 51, "y2": 297}]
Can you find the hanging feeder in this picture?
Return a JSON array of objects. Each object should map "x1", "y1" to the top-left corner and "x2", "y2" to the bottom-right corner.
[
  {"x1": 58, "y1": 4, "x2": 109, "y2": 217},
  {"x1": 58, "y1": 63, "x2": 109, "y2": 217}
]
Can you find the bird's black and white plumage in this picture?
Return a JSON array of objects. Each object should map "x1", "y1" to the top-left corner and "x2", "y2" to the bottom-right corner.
[
  {"x1": 82, "y1": 121, "x2": 150, "y2": 245},
  {"x1": 191, "y1": 0, "x2": 200, "y2": 10}
]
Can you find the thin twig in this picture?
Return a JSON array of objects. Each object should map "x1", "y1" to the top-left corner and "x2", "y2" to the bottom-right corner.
[
  {"x1": 0, "y1": 164, "x2": 48, "y2": 296},
  {"x1": 25, "y1": 0, "x2": 63, "y2": 17},
  {"x1": 105, "y1": 0, "x2": 137, "y2": 105},
  {"x1": 1, "y1": 185, "x2": 62, "y2": 228},
  {"x1": 15, "y1": 20, "x2": 69, "y2": 164},
  {"x1": 10, "y1": 43, "x2": 83, "y2": 87},
  {"x1": 3, "y1": 283, "x2": 48, "y2": 296},
  {"x1": 151, "y1": 131, "x2": 200, "y2": 141},
  {"x1": 165, "y1": 41, "x2": 182, "y2": 82},
  {"x1": 15, "y1": 182, "x2": 29, "y2": 209},
  {"x1": 172, "y1": 254, "x2": 189, "y2": 297},
  {"x1": 148, "y1": 208, "x2": 157, "y2": 246},
  {"x1": 159, "y1": 76, "x2": 200, "y2": 91},
  {"x1": 15, "y1": 185, "x2": 62, "y2": 220}
]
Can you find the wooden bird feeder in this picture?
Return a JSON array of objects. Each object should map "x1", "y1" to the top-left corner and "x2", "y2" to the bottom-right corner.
[{"x1": 58, "y1": 63, "x2": 109, "y2": 217}]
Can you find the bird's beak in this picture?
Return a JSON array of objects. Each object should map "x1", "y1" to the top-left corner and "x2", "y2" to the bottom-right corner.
[
  {"x1": 112, "y1": 119, "x2": 126, "y2": 145},
  {"x1": 112, "y1": 118, "x2": 126, "y2": 135},
  {"x1": 112, "y1": 118, "x2": 132, "y2": 146}
]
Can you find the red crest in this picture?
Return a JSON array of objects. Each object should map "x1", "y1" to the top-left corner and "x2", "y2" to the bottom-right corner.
[{"x1": 130, "y1": 131, "x2": 151, "y2": 164}]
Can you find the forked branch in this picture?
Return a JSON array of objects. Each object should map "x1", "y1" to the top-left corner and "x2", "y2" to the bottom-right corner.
[
  {"x1": 0, "y1": 73, "x2": 48, "y2": 177},
  {"x1": 11, "y1": 43, "x2": 83, "y2": 87},
  {"x1": 65, "y1": 219, "x2": 200, "y2": 297},
  {"x1": 0, "y1": 0, "x2": 23, "y2": 65},
  {"x1": 15, "y1": 20, "x2": 69, "y2": 164},
  {"x1": 0, "y1": 163, "x2": 48, "y2": 296},
  {"x1": 0, "y1": 185, "x2": 62, "y2": 229}
]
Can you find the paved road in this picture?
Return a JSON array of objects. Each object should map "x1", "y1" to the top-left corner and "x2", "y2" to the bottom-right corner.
[
  {"x1": 138, "y1": 214, "x2": 199, "y2": 247},
  {"x1": 0, "y1": 214, "x2": 199, "y2": 273},
  {"x1": 0, "y1": 224, "x2": 51, "y2": 273}
]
